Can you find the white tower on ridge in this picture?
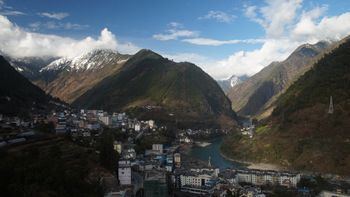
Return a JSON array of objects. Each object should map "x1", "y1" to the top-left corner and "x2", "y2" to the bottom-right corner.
[
  {"x1": 208, "y1": 156, "x2": 212, "y2": 168},
  {"x1": 328, "y1": 96, "x2": 334, "y2": 114}
]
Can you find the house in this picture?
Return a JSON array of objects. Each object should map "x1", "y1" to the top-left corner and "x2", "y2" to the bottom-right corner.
[
  {"x1": 134, "y1": 123, "x2": 141, "y2": 132},
  {"x1": 152, "y1": 144, "x2": 163, "y2": 154},
  {"x1": 166, "y1": 164, "x2": 173, "y2": 172},
  {"x1": 118, "y1": 160, "x2": 131, "y2": 185},
  {"x1": 86, "y1": 123, "x2": 100, "y2": 130},
  {"x1": 113, "y1": 141, "x2": 122, "y2": 154},
  {"x1": 174, "y1": 153, "x2": 181, "y2": 167},
  {"x1": 148, "y1": 120, "x2": 155, "y2": 129},
  {"x1": 123, "y1": 147, "x2": 136, "y2": 160},
  {"x1": 180, "y1": 136, "x2": 192, "y2": 143},
  {"x1": 99, "y1": 115, "x2": 111, "y2": 126}
]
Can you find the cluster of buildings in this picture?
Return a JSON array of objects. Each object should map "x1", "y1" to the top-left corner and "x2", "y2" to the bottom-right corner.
[
  {"x1": 172, "y1": 166, "x2": 301, "y2": 196},
  {"x1": 106, "y1": 142, "x2": 182, "y2": 197},
  {"x1": 175, "y1": 168, "x2": 220, "y2": 195},
  {"x1": 3, "y1": 110, "x2": 349, "y2": 197},
  {"x1": 48, "y1": 109, "x2": 157, "y2": 135},
  {"x1": 177, "y1": 128, "x2": 229, "y2": 145},
  {"x1": 241, "y1": 126, "x2": 254, "y2": 138},
  {"x1": 241, "y1": 118, "x2": 255, "y2": 138},
  {"x1": 0, "y1": 114, "x2": 45, "y2": 148}
]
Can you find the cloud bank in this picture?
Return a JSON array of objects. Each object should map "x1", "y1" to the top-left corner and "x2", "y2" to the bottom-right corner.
[
  {"x1": 0, "y1": 15, "x2": 139, "y2": 58},
  {"x1": 182, "y1": 38, "x2": 265, "y2": 46}
]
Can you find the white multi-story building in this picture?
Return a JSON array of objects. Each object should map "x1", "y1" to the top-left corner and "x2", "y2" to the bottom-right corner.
[
  {"x1": 55, "y1": 115, "x2": 67, "y2": 134},
  {"x1": 237, "y1": 171, "x2": 252, "y2": 183},
  {"x1": 318, "y1": 191, "x2": 350, "y2": 197},
  {"x1": 236, "y1": 169, "x2": 301, "y2": 188},
  {"x1": 134, "y1": 123, "x2": 141, "y2": 132},
  {"x1": 148, "y1": 120, "x2": 155, "y2": 129},
  {"x1": 180, "y1": 173, "x2": 212, "y2": 187},
  {"x1": 118, "y1": 160, "x2": 131, "y2": 185},
  {"x1": 99, "y1": 115, "x2": 111, "y2": 126}
]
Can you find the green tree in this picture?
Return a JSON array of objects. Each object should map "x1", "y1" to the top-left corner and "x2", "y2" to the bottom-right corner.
[{"x1": 98, "y1": 131, "x2": 120, "y2": 172}]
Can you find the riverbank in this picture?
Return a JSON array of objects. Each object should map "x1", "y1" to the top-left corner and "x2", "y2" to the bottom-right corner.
[
  {"x1": 180, "y1": 137, "x2": 284, "y2": 171},
  {"x1": 219, "y1": 147, "x2": 283, "y2": 171}
]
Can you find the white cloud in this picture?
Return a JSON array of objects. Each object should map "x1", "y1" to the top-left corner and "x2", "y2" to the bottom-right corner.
[
  {"x1": 168, "y1": 22, "x2": 183, "y2": 28},
  {"x1": 0, "y1": 0, "x2": 25, "y2": 16},
  {"x1": 154, "y1": 22, "x2": 264, "y2": 46},
  {"x1": 292, "y1": 6, "x2": 350, "y2": 42},
  {"x1": 207, "y1": 39, "x2": 300, "y2": 79},
  {"x1": 199, "y1": 10, "x2": 236, "y2": 23},
  {"x1": 203, "y1": 0, "x2": 350, "y2": 79},
  {"x1": 0, "y1": 15, "x2": 139, "y2": 58},
  {"x1": 245, "y1": 0, "x2": 303, "y2": 38},
  {"x1": 28, "y1": 21, "x2": 89, "y2": 30},
  {"x1": 153, "y1": 29, "x2": 198, "y2": 41},
  {"x1": 182, "y1": 37, "x2": 265, "y2": 46},
  {"x1": 0, "y1": 10, "x2": 25, "y2": 16},
  {"x1": 39, "y1": 12, "x2": 69, "y2": 20},
  {"x1": 153, "y1": 22, "x2": 198, "y2": 41}
]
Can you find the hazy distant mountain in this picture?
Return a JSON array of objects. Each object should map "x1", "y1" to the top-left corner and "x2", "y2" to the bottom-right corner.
[
  {"x1": 3, "y1": 55, "x2": 58, "y2": 81},
  {"x1": 34, "y1": 49, "x2": 131, "y2": 103},
  {"x1": 228, "y1": 41, "x2": 331, "y2": 118},
  {"x1": 224, "y1": 36, "x2": 350, "y2": 175},
  {"x1": 73, "y1": 49, "x2": 237, "y2": 128},
  {"x1": 0, "y1": 56, "x2": 52, "y2": 116},
  {"x1": 217, "y1": 75, "x2": 248, "y2": 93}
]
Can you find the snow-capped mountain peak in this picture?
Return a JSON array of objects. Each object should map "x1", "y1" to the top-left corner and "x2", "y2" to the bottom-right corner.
[
  {"x1": 229, "y1": 75, "x2": 240, "y2": 87},
  {"x1": 217, "y1": 74, "x2": 248, "y2": 93},
  {"x1": 40, "y1": 49, "x2": 129, "y2": 72}
]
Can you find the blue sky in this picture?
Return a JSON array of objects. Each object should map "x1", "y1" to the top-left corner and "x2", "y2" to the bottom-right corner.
[{"x1": 1, "y1": 0, "x2": 350, "y2": 79}]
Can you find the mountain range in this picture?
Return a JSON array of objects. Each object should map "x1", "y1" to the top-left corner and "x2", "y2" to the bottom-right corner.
[
  {"x1": 2, "y1": 49, "x2": 237, "y2": 128},
  {"x1": 33, "y1": 49, "x2": 131, "y2": 103},
  {"x1": 228, "y1": 41, "x2": 332, "y2": 119},
  {"x1": 2, "y1": 34, "x2": 350, "y2": 174}
]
